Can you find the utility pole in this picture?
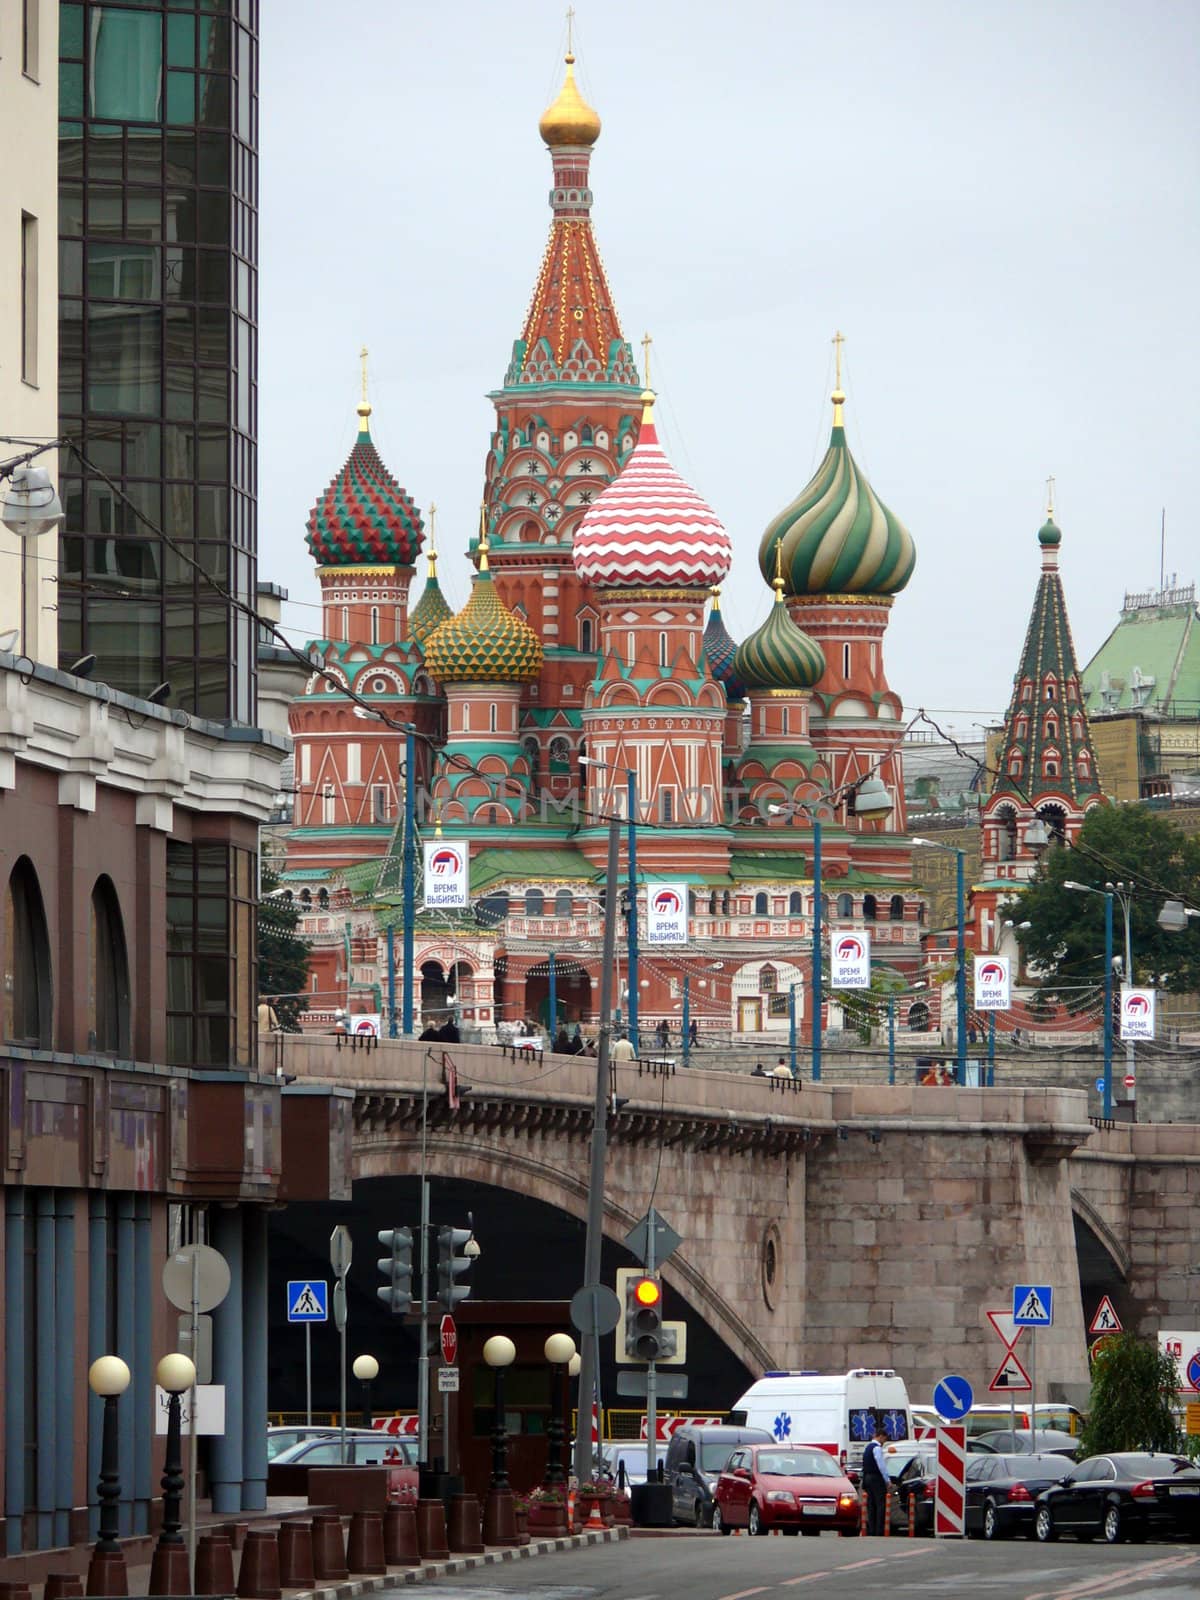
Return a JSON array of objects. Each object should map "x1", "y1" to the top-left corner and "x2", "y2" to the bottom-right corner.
[{"x1": 573, "y1": 811, "x2": 621, "y2": 1480}]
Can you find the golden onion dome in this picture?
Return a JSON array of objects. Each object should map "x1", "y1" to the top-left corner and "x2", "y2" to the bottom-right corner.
[{"x1": 538, "y1": 53, "x2": 601, "y2": 148}]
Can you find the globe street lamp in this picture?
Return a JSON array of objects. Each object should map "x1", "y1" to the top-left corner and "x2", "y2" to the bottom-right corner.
[
  {"x1": 544, "y1": 1333, "x2": 576, "y2": 1487},
  {"x1": 352, "y1": 1353, "x2": 380, "y2": 1430},
  {"x1": 87, "y1": 1354, "x2": 132, "y2": 1597},
  {"x1": 148, "y1": 1352, "x2": 197, "y2": 1598},
  {"x1": 481, "y1": 1335, "x2": 518, "y2": 1547}
]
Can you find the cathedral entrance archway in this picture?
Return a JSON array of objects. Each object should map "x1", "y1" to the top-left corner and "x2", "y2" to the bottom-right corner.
[
  {"x1": 525, "y1": 960, "x2": 593, "y2": 1031},
  {"x1": 420, "y1": 958, "x2": 472, "y2": 1024}
]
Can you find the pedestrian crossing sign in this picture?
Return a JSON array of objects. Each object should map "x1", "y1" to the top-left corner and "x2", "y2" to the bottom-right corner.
[
  {"x1": 287, "y1": 1280, "x2": 329, "y2": 1323},
  {"x1": 1012, "y1": 1284, "x2": 1053, "y2": 1327},
  {"x1": 1088, "y1": 1295, "x2": 1122, "y2": 1335}
]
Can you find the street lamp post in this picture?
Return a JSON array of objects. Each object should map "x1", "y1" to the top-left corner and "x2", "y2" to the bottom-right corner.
[
  {"x1": 1063, "y1": 879, "x2": 1122, "y2": 1119},
  {"x1": 481, "y1": 1335, "x2": 518, "y2": 1547},
  {"x1": 87, "y1": 1355, "x2": 132, "y2": 1597},
  {"x1": 352, "y1": 1353, "x2": 379, "y2": 1430},
  {"x1": 401, "y1": 725, "x2": 417, "y2": 1035},
  {"x1": 912, "y1": 838, "x2": 968, "y2": 1085},
  {"x1": 148, "y1": 1353, "x2": 196, "y2": 1599},
  {"x1": 581, "y1": 755, "x2": 639, "y2": 1049},
  {"x1": 544, "y1": 1333, "x2": 576, "y2": 1488},
  {"x1": 681, "y1": 973, "x2": 690, "y2": 1068}
]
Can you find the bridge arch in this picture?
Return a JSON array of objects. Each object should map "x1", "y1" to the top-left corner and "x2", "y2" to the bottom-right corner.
[{"x1": 355, "y1": 1132, "x2": 772, "y2": 1382}]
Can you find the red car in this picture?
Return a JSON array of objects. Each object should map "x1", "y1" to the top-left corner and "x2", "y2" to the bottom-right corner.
[{"x1": 713, "y1": 1444, "x2": 860, "y2": 1536}]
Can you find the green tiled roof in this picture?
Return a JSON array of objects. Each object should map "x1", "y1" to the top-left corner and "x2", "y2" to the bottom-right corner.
[
  {"x1": 280, "y1": 867, "x2": 331, "y2": 881},
  {"x1": 1081, "y1": 600, "x2": 1200, "y2": 716},
  {"x1": 469, "y1": 848, "x2": 598, "y2": 894}
]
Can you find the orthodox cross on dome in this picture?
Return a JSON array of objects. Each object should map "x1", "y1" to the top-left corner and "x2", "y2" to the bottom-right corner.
[
  {"x1": 566, "y1": 4, "x2": 574, "y2": 53},
  {"x1": 641, "y1": 331, "x2": 653, "y2": 391},
  {"x1": 357, "y1": 344, "x2": 371, "y2": 432},
  {"x1": 773, "y1": 537, "x2": 785, "y2": 601},
  {"x1": 478, "y1": 502, "x2": 491, "y2": 571},
  {"x1": 1045, "y1": 474, "x2": 1056, "y2": 515},
  {"x1": 831, "y1": 329, "x2": 846, "y2": 427}
]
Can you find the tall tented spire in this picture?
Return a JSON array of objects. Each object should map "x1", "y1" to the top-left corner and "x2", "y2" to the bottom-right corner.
[
  {"x1": 991, "y1": 507, "x2": 1101, "y2": 808},
  {"x1": 502, "y1": 47, "x2": 639, "y2": 388}
]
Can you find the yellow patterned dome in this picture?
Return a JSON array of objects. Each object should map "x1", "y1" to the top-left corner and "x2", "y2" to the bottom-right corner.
[
  {"x1": 423, "y1": 550, "x2": 543, "y2": 686},
  {"x1": 538, "y1": 54, "x2": 601, "y2": 148}
]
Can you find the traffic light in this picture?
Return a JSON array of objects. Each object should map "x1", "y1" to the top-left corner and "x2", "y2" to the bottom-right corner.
[
  {"x1": 436, "y1": 1225, "x2": 473, "y2": 1312},
  {"x1": 623, "y1": 1272, "x2": 677, "y2": 1362},
  {"x1": 376, "y1": 1227, "x2": 413, "y2": 1315}
]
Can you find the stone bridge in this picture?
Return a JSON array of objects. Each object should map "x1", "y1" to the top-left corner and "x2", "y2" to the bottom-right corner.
[{"x1": 275, "y1": 1033, "x2": 1200, "y2": 1403}]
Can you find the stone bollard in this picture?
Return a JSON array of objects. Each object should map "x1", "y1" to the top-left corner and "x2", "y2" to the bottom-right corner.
[
  {"x1": 415, "y1": 1498, "x2": 449, "y2": 1562},
  {"x1": 235, "y1": 1530, "x2": 282, "y2": 1600},
  {"x1": 447, "y1": 1494, "x2": 484, "y2": 1555},
  {"x1": 194, "y1": 1533, "x2": 235, "y2": 1595},
  {"x1": 310, "y1": 1514, "x2": 348, "y2": 1583},
  {"x1": 278, "y1": 1521, "x2": 315, "y2": 1588},
  {"x1": 346, "y1": 1511, "x2": 385, "y2": 1575},
  {"x1": 45, "y1": 1578, "x2": 85, "y2": 1600},
  {"x1": 383, "y1": 1502, "x2": 421, "y2": 1566}
]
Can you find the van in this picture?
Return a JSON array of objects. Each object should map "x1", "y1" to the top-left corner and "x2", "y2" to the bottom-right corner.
[
  {"x1": 729, "y1": 1368, "x2": 912, "y2": 1473},
  {"x1": 662, "y1": 1423, "x2": 774, "y2": 1527}
]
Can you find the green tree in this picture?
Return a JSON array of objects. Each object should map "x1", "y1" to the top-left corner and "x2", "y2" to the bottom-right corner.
[
  {"x1": 1077, "y1": 1333, "x2": 1182, "y2": 1456},
  {"x1": 839, "y1": 967, "x2": 907, "y2": 1044},
  {"x1": 1011, "y1": 805, "x2": 1200, "y2": 1007},
  {"x1": 257, "y1": 865, "x2": 311, "y2": 1032}
]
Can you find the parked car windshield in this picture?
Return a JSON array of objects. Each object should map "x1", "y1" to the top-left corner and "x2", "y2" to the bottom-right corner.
[
  {"x1": 701, "y1": 1443, "x2": 745, "y2": 1472},
  {"x1": 1110, "y1": 1454, "x2": 1195, "y2": 1478},
  {"x1": 756, "y1": 1450, "x2": 840, "y2": 1477},
  {"x1": 1006, "y1": 1454, "x2": 1073, "y2": 1479}
]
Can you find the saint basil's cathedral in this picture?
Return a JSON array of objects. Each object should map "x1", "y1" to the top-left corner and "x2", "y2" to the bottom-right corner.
[{"x1": 282, "y1": 51, "x2": 1000, "y2": 1041}]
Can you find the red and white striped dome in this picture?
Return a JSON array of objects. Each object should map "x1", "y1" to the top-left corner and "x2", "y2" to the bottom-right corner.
[{"x1": 572, "y1": 398, "x2": 732, "y2": 589}]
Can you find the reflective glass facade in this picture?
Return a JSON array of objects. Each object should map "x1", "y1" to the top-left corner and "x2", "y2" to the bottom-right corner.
[{"x1": 57, "y1": 0, "x2": 258, "y2": 722}]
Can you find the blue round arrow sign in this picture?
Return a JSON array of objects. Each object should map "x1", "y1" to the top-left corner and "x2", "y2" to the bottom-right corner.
[
  {"x1": 1187, "y1": 1352, "x2": 1200, "y2": 1391},
  {"x1": 933, "y1": 1373, "x2": 974, "y2": 1421}
]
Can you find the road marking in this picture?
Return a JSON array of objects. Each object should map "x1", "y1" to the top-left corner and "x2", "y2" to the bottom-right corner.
[
  {"x1": 717, "y1": 1589, "x2": 770, "y2": 1600},
  {"x1": 1022, "y1": 1551, "x2": 1200, "y2": 1600},
  {"x1": 831, "y1": 1557, "x2": 885, "y2": 1570},
  {"x1": 780, "y1": 1576, "x2": 830, "y2": 1587}
]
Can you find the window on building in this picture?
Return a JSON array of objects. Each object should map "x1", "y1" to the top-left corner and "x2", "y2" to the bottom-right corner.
[
  {"x1": 165, "y1": 842, "x2": 255, "y2": 1069},
  {"x1": 341, "y1": 605, "x2": 349, "y2": 641},
  {"x1": 996, "y1": 807, "x2": 1018, "y2": 861},
  {"x1": 22, "y1": 0, "x2": 39, "y2": 77},
  {"x1": 20, "y1": 213, "x2": 38, "y2": 384},
  {"x1": 525, "y1": 888, "x2": 544, "y2": 917},
  {"x1": 836, "y1": 893, "x2": 853, "y2": 918},
  {"x1": 626, "y1": 631, "x2": 635, "y2": 664},
  {"x1": 843, "y1": 642, "x2": 851, "y2": 677},
  {"x1": 554, "y1": 889, "x2": 573, "y2": 918},
  {"x1": 4, "y1": 857, "x2": 53, "y2": 1047},
  {"x1": 322, "y1": 785, "x2": 335, "y2": 824},
  {"x1": 862, "y1": 894, "x2": 877, "y2": 921},
  {"x1": 754, "y1": 892, "x2": 768, "y2": 915},
  {"x1": 371, "y1": 785, "x2": 388, "y2": 823},
  {"x1": 1016, "y1": 716, "x2": 1028, "y2": 740},
  {"x1": 1020, "y1": 681, "x2": 1032, "y2": 701},
  {"x1": 299, "y1": 888, "x2": 311, "y2": 908},
  {"x1": 660, "y1": 790, "x2": 674, "y2": 823},
  {"x1": 1045, "y1": 759, "x2": 1058, "y2": 777},
  {"x1": 889, "y1": 894, "x2": 905, "y2": 921},
  {"x1": 489, "y1": 703, "x2": 497, "y2": 733},
  {"x1": 318, "y1": 888, "x2": 329, "y2": 910},
  {"x1": 90, "y1": 877, "x2": 131, "y2": 1054},
  {"x1": 759, "y1": 964, "x2": 778, "y2": 993},
  {"x1": 721, "y1": 892, "x2": 731, "y2": 915},
  {"x1": 345, "y1": 742, "x2": 361, "y2": 785},
  {"x1": 370, "y1": 605, "x2": 379, "y2": 644},
  {"x1": 1045, "y1": 716, "x2": 1058, "y2": 740},
  {"x1": 659, "y1": 632, "x2": 668, "y2": 668},
  {"x1": 789, "y1": 891, "x2": 803, "y2": 915},
  {"x1": 1045, "y1": 682, "x2": 1056, "y2": 700},
  {"x1": 580, "y1": 618, "x2": 593, "y2": 652}
]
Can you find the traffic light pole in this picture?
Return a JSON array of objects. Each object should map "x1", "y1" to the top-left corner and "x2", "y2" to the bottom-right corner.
[
  {"x1": 644, "y1": 1224, "x2": 658, "y2": 1485},
  {"x1": 573, "y1": 812, "x2": 621, "y2": 1481}
]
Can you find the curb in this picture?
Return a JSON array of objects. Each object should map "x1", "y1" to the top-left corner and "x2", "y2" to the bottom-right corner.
[{"x1": 285, "y1": 1527, "x2": 626, "y2": 1596}]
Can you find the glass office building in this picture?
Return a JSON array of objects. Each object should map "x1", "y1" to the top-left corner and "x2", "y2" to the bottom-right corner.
[{"x1": 57, "y1": 0, "x2": 258, "y2": 722}]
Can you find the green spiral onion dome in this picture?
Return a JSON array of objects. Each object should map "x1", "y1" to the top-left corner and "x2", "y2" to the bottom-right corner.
[
  {"x1": 758, "y1": 387, "x2": 915, "y2": 597},
  {"x1": 733, "y1": 583, "x2": 826, "y2": 691},
  {"x1": 423, "y1": 547, "x2": 543, "y2": 685},
  {"x1": 703, "y1": 590, "x2": 747, "y2": 701},
  {"x1": 306, "y1": 405, "x2": 424, "y2": 569},
  {"x1": 409, "y1": 553, "x2": 454, "y2": 645}
]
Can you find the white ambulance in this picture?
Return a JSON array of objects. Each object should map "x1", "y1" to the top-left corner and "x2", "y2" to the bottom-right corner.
[{"x1": 729, "y1": 1368, "x2": 913, "y2": 1473}]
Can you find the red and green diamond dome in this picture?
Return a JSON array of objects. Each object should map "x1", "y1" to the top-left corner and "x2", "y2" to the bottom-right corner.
[
  {"x1": 572, "y1": 395, "x2": 732, "y2": 589},
  {"x1": 306, "y1": 402, "x2": 424, "y2": 569}
]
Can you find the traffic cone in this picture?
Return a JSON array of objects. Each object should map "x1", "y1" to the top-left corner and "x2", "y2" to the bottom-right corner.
[{"x1": 585, "y1": 1498, "x2": 605, "y2": 1531}]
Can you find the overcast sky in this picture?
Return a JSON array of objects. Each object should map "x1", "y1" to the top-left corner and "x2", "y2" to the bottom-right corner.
[{"x1": 259, "y1": 0, "x2": 1198, "y2": 731}]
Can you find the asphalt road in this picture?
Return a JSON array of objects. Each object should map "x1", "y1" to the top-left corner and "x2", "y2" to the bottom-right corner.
[{"x1": 384, "y1": 1531, "x2": 1200, "y2": 1600}]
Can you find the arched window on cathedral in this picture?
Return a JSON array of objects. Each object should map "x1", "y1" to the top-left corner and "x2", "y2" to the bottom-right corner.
[
  {"x1": 1045, "y1": 681, "x2": 1057, "y2": 700},
  {"x1": 370, "y1": 605, "x2": 379, "y2": 644},
  {"x1": 754, "y1": 892, "x2": 768, "y2": 915},
  {"x1": 318, "y1": 888, "x2": 329, "y2": 910},
  {"x1": 5, "y1": 857, "x2": 52, "y2": 1048},
  {"x1": 1046, "y1": 715, "x2": 1058, "y2": 741},
  {"x1": 489, "y1": 703, "x2": 497, "y2": 733},
  {"x1": 1008, "y1": 751, "x2": 1024, "y2": 777},
  {"x1": 554, "y1": 890, "x2": 573, "y2": 918},
  {"x1": 300, "y1": 888, "x2": 311, "y2": 909},
  {"x1": 836, "y1": 893, "x2": 853, "y2": 918},
  {"x1": 1016, "y1": 716, "x2": 1028, "y2": 740},
  {"x1": 1077, "y1": 750, "x2": 1091, "y2": 779},
  {"x1": 1020, "y1": 679, "x2": 1032, "y2": 701},
  {"x1": 789, "y1": 891, "x2": 803, "y2": 915},
  {"x1": 890, "y1": 894, "x2": 905, "y2": 921},
  {"x1": 525, "y1": 888, "x2": 544, "y2": 917},
  {"x1": 843, "y1": 643, "x2": 851, "y2": 677},
  {"x1": 627, "y1": 631, "x2": 635, "y2": 665},
  {"x1": 341, "y1": 605, "x2": 349, "y2": 641},
  {"x1": 580, "y1": 617, "x2": 593, "y2": 652},
  {"x1": 995, "y1": 805, "x2": 1018, "y2": 861},
  {"x1": 862, "y1": 894, "x2": 878, "y2": 921},
  {"x1": 721, "y1": 891, "x2": 731, "y2": 915},
  {"x1": 1045, "y1": 757, "x2": 1058, "y2": 777},
  {"x1": 659, "y1": 632, "x2": 669, "y2": 668}
]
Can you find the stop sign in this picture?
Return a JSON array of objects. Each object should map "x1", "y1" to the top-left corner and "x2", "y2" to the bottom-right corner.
[
  {"x1": 440, "y1": 1313, "x2": 458, "y2": 1365},
  {"x1": 1124, "y1": 1074, "x2": 1136, "y2": 1089}
]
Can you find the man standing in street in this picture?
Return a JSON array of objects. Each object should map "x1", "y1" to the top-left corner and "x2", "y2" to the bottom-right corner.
[{"x1": 861, "y1": 1424, "x2": 890, "y2": 1535}]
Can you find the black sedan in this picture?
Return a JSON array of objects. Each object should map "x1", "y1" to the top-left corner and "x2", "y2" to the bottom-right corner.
[
  {"x1": 973, "y1": 1428, "x2": 1079, "y2": 1459},
  {"x1": 965, "y1": 1452, "x2": 1069, "y2": 1540},
  {"x1": 1034, "y1": 1452, "x2": 1200, "y2": 1544},
  {"x1": 885, "y1": 1450, "x2": 935, "y2": 1535}
]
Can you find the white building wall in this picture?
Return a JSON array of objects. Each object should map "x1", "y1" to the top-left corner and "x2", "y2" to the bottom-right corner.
[{"x1": 0, "y1": 0, "x2": 59, "y2": 663}]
